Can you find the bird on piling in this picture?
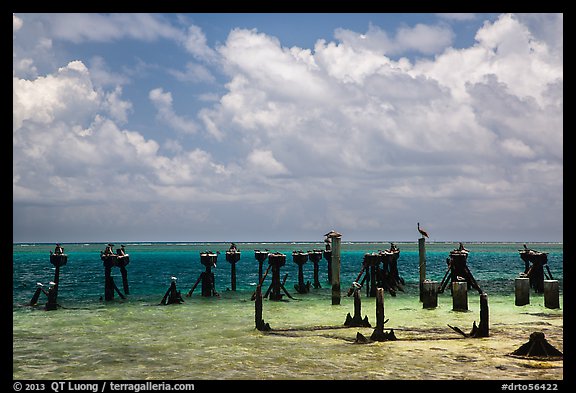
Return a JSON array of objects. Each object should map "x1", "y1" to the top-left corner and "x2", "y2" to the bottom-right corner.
[{"x1": 417, "y1": 222, "x2": 429, "y2": 239}]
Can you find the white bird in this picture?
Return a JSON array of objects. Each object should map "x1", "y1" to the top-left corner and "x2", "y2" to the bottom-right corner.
[
  {"x1": 171, "y1": 276, "x2": 178, "y2": 281},
  {"x1": 36, "y1": 282, "x2": 44, "y2": 287}
]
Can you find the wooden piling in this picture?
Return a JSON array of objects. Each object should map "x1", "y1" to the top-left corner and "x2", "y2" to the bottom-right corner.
[
  {"x1": 364, "y1": 253, "x2": 380, "y2": 297},
  {"x1": 324, "y1": 238, "x2": 333, "y2": 283},
  {"x1": 200, "y1": 252, "x2": 218, "y2": 297},
  {"x1": 267, "y1": 252, "x2": 287, "y2": 301},
  {"x1": 255, "y1": 250, "x2": 269, "y2": 283},
  {"x1": 370, "y1": 288, "x2": 394, "y2": 341},
  {"x1": 119, "y1": 265, "x2": 129, "y2": 295},
  {"x1": 452, "y1": 281, "x2": 468, "y2": 311},
  {"x1": 418, "y1": 237, "x2": 426, "y2": 301},
  {"x1": 308, "y1": 250, "x2": 323, "y2": 289},
  {"x1": 544, "y1": 280, "x2": 560, "y2": 309},
  {"x1": 344, "y1": 286, "x2": 371, "y2": 327},
  {"x1": 29, "y1": 286, "x2": 44, "y2": 306},
  {"x1": 448, "y1": 291, "x2": 489, "y2": 338},
  {"x1": 515, "y1": 277, "x2": 530, "y2": 306},
  {"x1": 326, "y1": 231, "x2": 342, "y2": 305},
  {"x1": 422, "y1": 280, "x2": 438, "y2": 309},
  {"x1": 292, "y1": 251, "x2": 310, "y2": 294},
  {"x1": 254, "y1": 284, "x2": 270, "y2": 331},
  {"x1": 47, "y1": 253, "x2": 67, "y2": 310},
  {"x1": 476, "y1": 292, "x2": 489, "y2": 337},
  {"x1": 160, "y1": 280, "x2": 183, "y2": 305},
  {"x1": 226, "y1": 250, "x2": 241, "y2": 291},
  {"x1": 102, "y1": 255, "x2": 117, "y2": 301},
  {"x1": 116, "y1": 248, "x2": 130, "y2": 295}
]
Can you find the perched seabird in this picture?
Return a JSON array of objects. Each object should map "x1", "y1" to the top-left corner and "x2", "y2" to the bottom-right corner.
[
  {"x1": 417, "y1": 222, "x2": 429, "y2": 239},
  {"x1": 171, "y1": 276, "x2": 178, "y2": 281},
  {"x1": 36, "y1": 282, "x2": 44, "y2": 287}
]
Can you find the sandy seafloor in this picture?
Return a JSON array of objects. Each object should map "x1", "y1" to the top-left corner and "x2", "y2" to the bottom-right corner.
[{"x1": 13, "y1": 289, "x2": 563, "y2": 381}]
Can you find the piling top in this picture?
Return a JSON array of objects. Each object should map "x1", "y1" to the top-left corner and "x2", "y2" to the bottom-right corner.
[
  {"x1": 49, "y1": 253, "x2": 68, "y2": 267},
  {"x1": 292, "y1": 250, "x2": 309, "y2": 264},
  {"x1": 225, "y1": 250, "x2": 241, "y2": 263},
  {"x1": 200, "y1": 251, "x2": 218, "y2": 268},
  {"x1": 324, "y1": 230, "x2": 342, "y2": 238},
  {"x1": 268, "y1": 252, "x2": 287, "y2": 265},
  {"x1": 363, "y1": 252, "x2": 380, "y2": 265},
  {"x1": 449, "y1": 250, "x2": 469, "y2": 257}
]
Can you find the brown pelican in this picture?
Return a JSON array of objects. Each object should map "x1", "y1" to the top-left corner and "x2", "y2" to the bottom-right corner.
[{"x1": 417, "y1": 222, "x2": 429, "y2": 238}]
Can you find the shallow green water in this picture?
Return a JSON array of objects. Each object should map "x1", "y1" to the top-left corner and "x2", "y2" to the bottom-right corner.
[{"x1": 13, "y1": 242, "x2": 563, "y2": 380}]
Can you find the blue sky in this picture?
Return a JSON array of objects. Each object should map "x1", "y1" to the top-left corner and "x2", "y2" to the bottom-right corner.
[{"x1": 13, "y1": 13, "x2": 563, "y2": 243}]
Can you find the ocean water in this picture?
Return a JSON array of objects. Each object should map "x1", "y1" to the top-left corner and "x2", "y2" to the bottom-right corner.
[{"x1": 13, "y1": 241, "x2": 564, "y2": 381}]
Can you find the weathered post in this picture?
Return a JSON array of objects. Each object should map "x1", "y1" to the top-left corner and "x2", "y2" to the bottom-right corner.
[
  {"x1": 46, "y1": 250, "x2": 67, "y2": 310},
  {"x1": 344, "y1": 283, "x2": 370, "y2": 327},
  {"x1": 292, "y1": 251, "x2": 310, "y2": 294},
  {"x1": 363, "y1": 253, "x2": 380, "y2": 297},
  {"x1": 543, "y1": 280, "x2": 560, "y2": 309},
  {"x1": 254, "y1": 250, "x2": 269, "y2": 283},
  {"x1": 102, "y1": 253, "x2": 117, "y2": 301},
  {"x1": 323, "y1": 238, "x2": 333, "y2": 283},
  {"x1": 267, "y1": 252, "x2": 287, "y2": 301},
  {"x1": 476, "y1": 292, "x2": 489, "y2": 337},
  {"x1": 325, "y1": 230, "x2": 342, "y2": 305},
  {"x1": 254, "y1": 284, "x2": 271, "y2": 331},
  {"x1": 29, "y1": 283, "x2": 45, "y2": 306},
  {"x1": 381, "y1": 243, "x2": 404, "y2": 295},
  {"x1": 422, "y1": 279, "x2": 438, "y2": 309},
  {"x1": 200, "y1": 251, "x2": 218, "y2": 297},
  {"x1": 226, "y1": 249, "x2": 241, "y2": 291},
  {"x1": 370, "y1": 288, "x2": 395, "y2": 341},
  {"x1": 418, "y1": 237, "x2": 426, "y2": 302},
  {"x1": 452, "y1": 281, "x2": 468, "y2": 311},
  {"x1": 308, "y1": 250, "x2": 323, "y2": 289},
  {"x1": 518, "y1": 246, "x2": 551, "y2": 293},
  {"x1": 160, "y1": 277, "x2": 184, "y2": 305},
  {"x1": 440, "y1": 244, "x2": 482, "y2": 295},
  {"x1": 116, "y1": 246, "x2": 130, "y2": 295},
  {"x1": 448, "y1": 291, "x2": 490, "y2": 338},
  {"x1": 515, "y1": 276, "x2": 530, "y2": 306}
]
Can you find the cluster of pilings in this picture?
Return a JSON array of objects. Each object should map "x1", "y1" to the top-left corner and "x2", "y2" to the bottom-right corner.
[
  {"x1": 101, "y1": 244, "x2": 130, "y2": 301},
  {"x1": 27, "y1": 236, "x2": 560, "y2": 321},
  {"x1": 515, "y1": 245, "x2": 559, "y2": 309},
  {"x1": 348, "y1": 243, "x2": 405, "y2": 298},
  {"x1": 439, "y1": 243, "x2": 482, "y2": 296},
  {"x1": 263, "y1": 252, "x2": 294, "y2": 300},
  {"x1": 418, "y1": 241, "x2": 483, "y2": 312},
  {"x1": 187, "y1": 251, "x2": 219, "y2": 298},
  {"x1": 29, "y1": 244, "x2": 68, "y2": 311},
  {"x1": 160, "y1": 277, "x2": 184, "y2": 305}
]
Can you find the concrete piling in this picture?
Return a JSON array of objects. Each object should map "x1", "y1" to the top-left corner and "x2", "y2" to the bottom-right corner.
[
  {"x1": 515, "y1": 276, "x2": 530, "y2": 306},
  {"x1": 543, "y1": 280, "x2": 560, "y2": 309},
  {"x1": 325, "y1": 230, "x2": 342, "y2": 305},
  {"x1": 422, "y1": 280, "x2": 438, "y2": 309},
  {"x1": 418, "y1": 237, "x2": 426, "y2": 302},
  {"x1": 452, "y1": 281, "x2": 468, "y2": 311}
]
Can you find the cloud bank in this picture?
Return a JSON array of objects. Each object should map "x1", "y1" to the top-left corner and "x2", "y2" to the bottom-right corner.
[{"x1": 13, "y1": 13, "x2": 563, "y2": 242}]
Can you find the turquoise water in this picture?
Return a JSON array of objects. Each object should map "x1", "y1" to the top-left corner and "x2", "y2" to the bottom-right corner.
[{"x1": 13, "y1": 242, "x2": 564, "y2": 380}]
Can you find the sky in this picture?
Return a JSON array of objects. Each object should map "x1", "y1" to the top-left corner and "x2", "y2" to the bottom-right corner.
[{"x1": 12, "y1": 13, "x2": 563, "y2": 243}]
